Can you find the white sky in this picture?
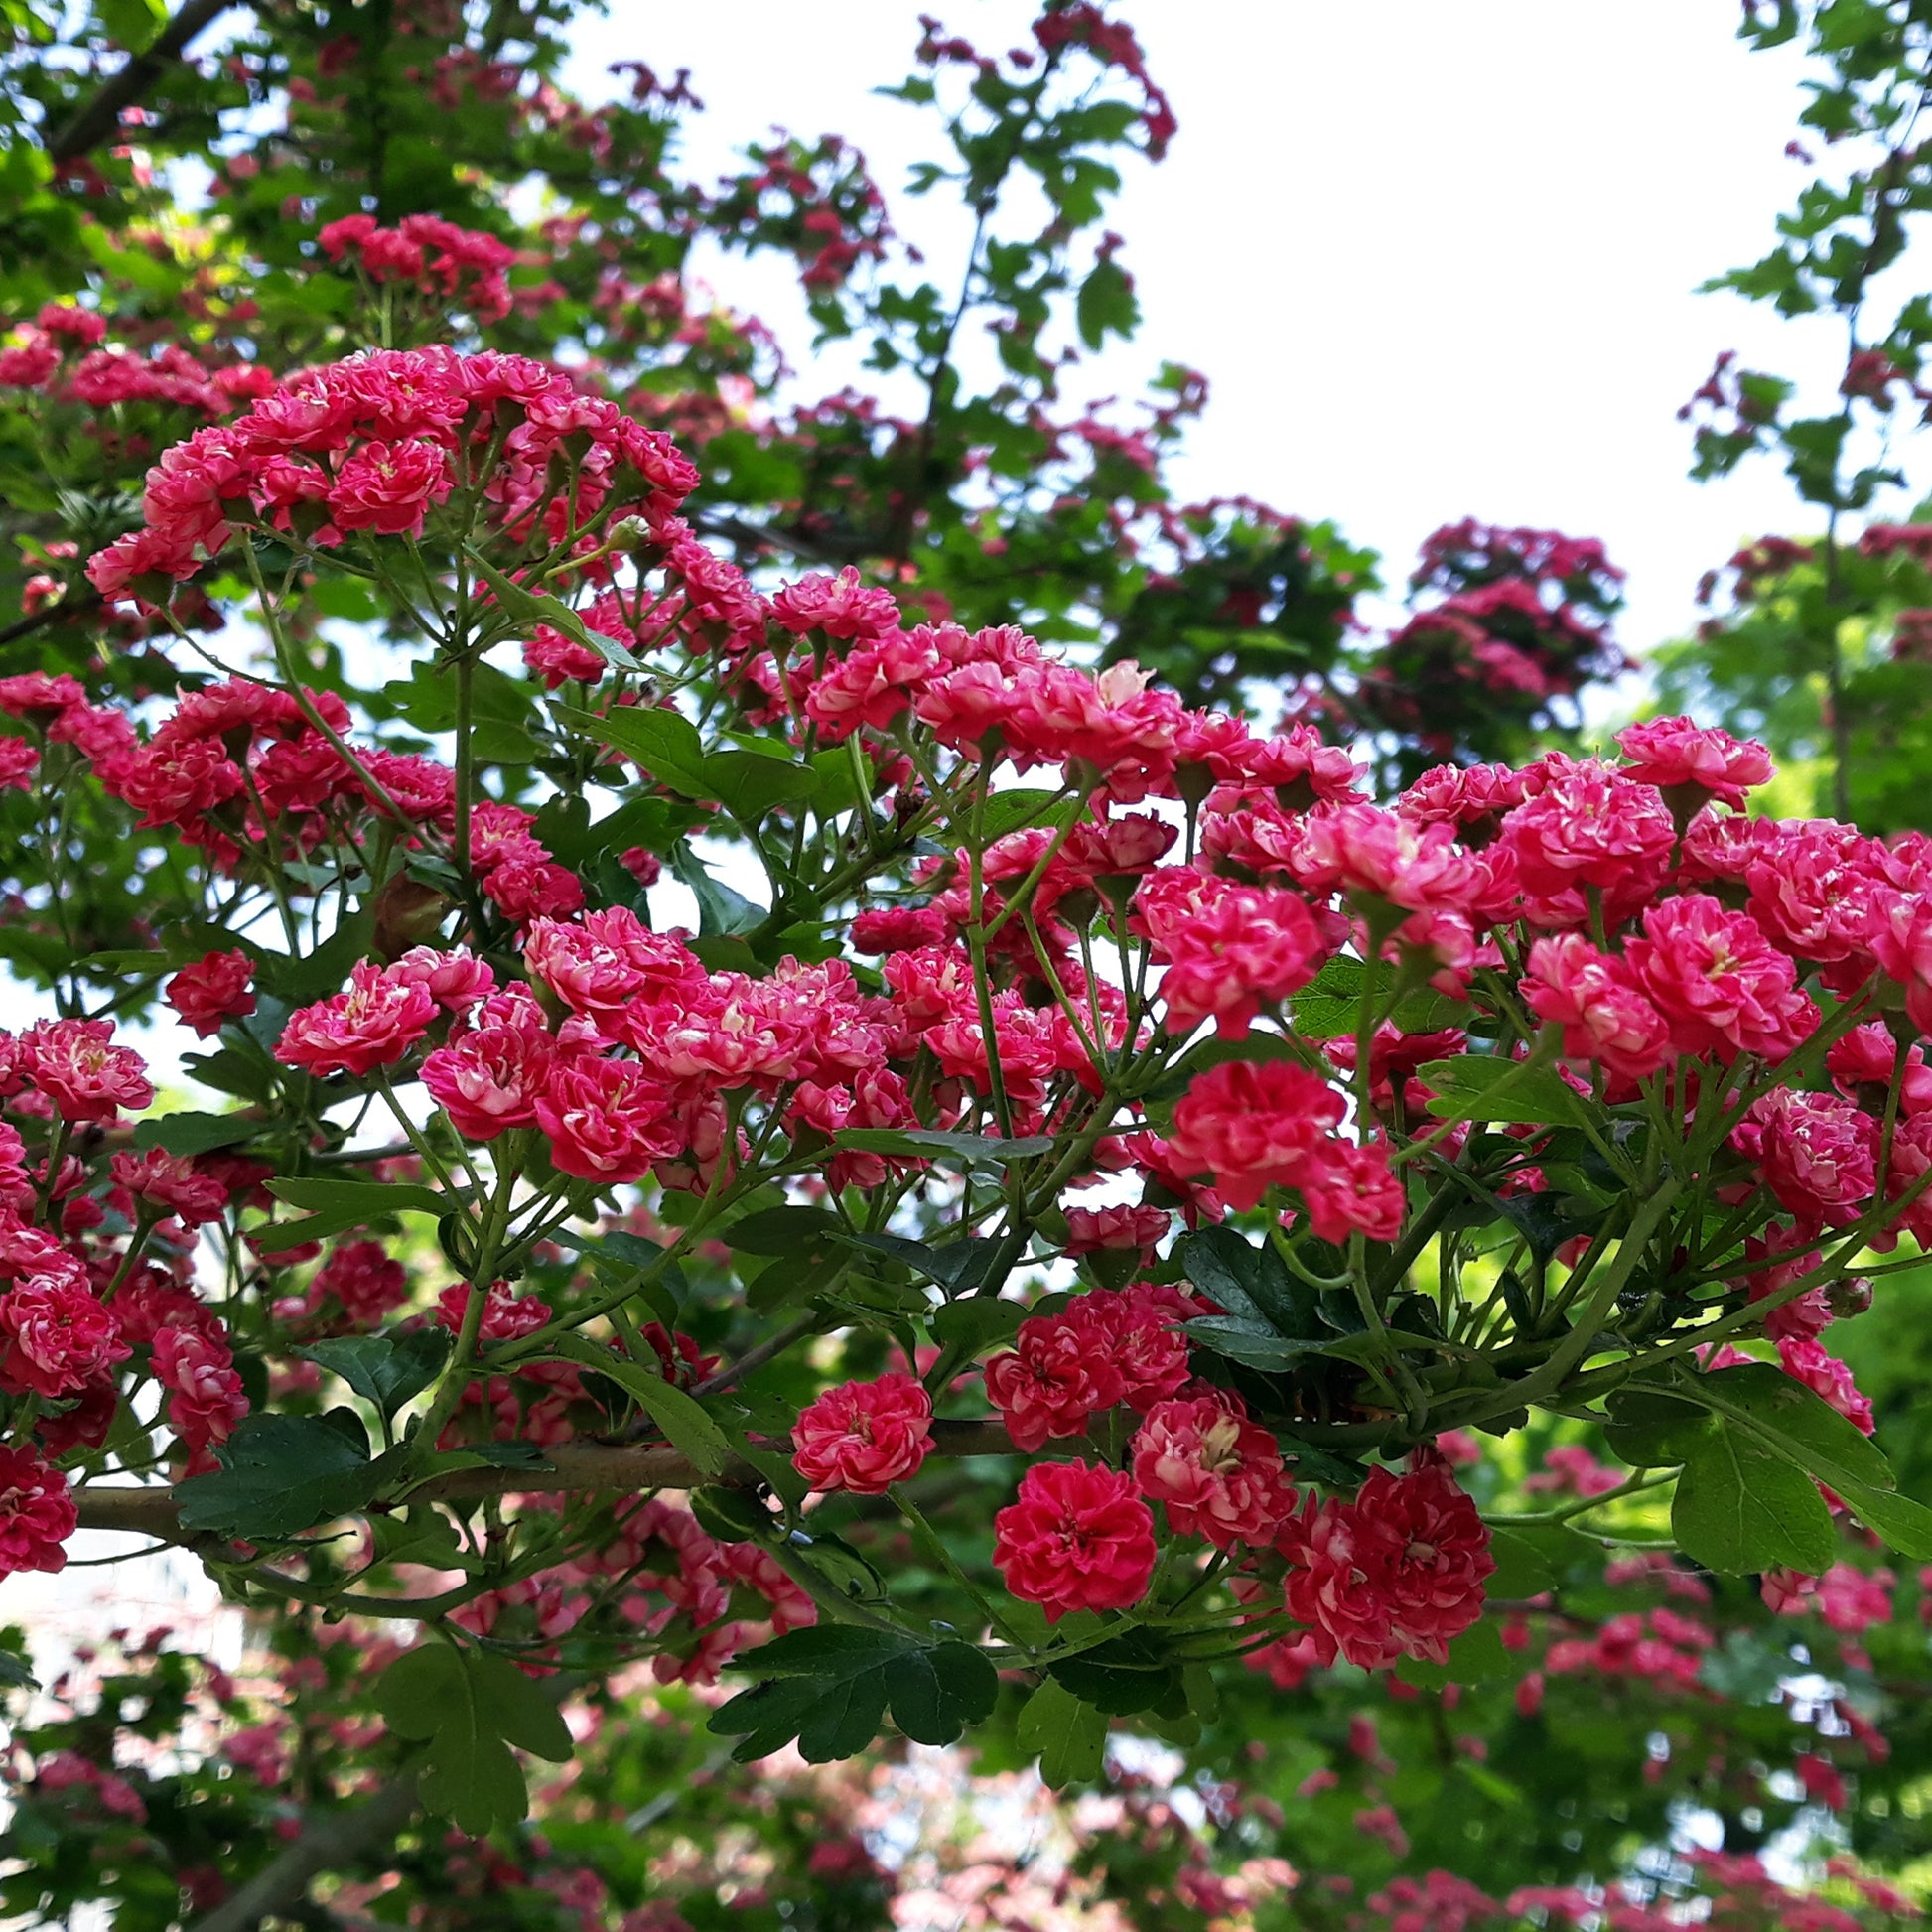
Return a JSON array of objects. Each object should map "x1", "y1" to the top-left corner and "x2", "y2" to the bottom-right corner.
[{"x1": 562, "y1": 2, "x2": 1863, "y2": 671}]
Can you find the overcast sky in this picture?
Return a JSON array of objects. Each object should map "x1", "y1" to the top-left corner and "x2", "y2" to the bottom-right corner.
[{"x1": 562, "y1": 3, "x2": 1858, "y2": 672}]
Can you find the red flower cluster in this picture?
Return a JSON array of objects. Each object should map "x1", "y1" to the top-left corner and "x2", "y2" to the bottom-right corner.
[
  {"x1": 1131, "y1": 1391, "x2": 1298, "y2": 1548},
  {"x1": 993, "y1": 1458, "x2": 1159, "y2": 1621},
  {"x1": 1277, "y1": 1455, "x2": 1494, "y2": 1669},
  {"x1": 983, "y1": 1284, "x2": 1193, "y2": 1451},
  {"x1": 790, "y1": 1373, "x2": 933, "y2": 1493}
]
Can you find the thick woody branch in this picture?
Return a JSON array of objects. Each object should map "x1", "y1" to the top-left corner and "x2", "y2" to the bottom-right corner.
[
  {"x1": 46, "y1": 0, "x2": 243, "y2": 166},
  {"x1": 73, "y1": 1419, "x2": 1019, "y2": 1543}
]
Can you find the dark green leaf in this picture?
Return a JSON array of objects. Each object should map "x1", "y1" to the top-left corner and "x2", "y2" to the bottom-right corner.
[
  {"x1": 722, "y1": 1205, "x2": 848, "y2": 1259},
  {"x1": 548, "y1": 1336, "x2": 732, "y2": 1474},
  {"x1": 176, "y1": 1413, "x2": 385, "y2": 1538},
  {"x1": 132, "y1": 1111, "x2": 260, "y2": 1157},
  {"x1": 1671, "y1": 1425, "x2": 1837, "y2": 1574},
  {"x1": 831, "y1": 1127, "x2": 1054, "y2": 1166},
  {"x1": 298, "y1": 1330, "x2": 452, "y2": 1420},
  {"x1": 1420, "y1": 1055, "x2": 1593, "y2": 1129}
]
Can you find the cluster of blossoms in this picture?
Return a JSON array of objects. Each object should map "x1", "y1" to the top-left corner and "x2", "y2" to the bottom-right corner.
[
  {"x1": 84, "y1": 344, "x2": 702, "y2": 603},
  {"x1": 450, "y1": 1494, "x2": 816, "y2": 1686},
  {"x1": 12, "y1": 336, "x2": 1926, "y2": 1764},
  {"x1": 0, "y1": 1015, "x2": 262, "y2": 1574},
  {"x1": 317, "y1": 214, "x2": 519, "y2": 326},
  {"x1": 0, "y1": 300, "x2": 274, "y2": 419}
]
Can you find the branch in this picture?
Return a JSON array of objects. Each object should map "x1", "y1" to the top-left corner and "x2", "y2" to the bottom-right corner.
[
  {"x1": 73, "y1": 1419, "x2": 1018, "y2": 1542},
  {"x1": 187, "y1": 1773, "x2": 420, "y2": 1932},
  {"x1": 45, "y1": 0, "x2": 244, "y2": 166},
  {"x1": 0, "y1": 591, "x2": 102, "y2": 650}
]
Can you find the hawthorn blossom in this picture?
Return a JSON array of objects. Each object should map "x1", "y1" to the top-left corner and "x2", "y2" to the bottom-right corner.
[
  {"x1": 791, "y1": 1373, "x2": 934, "y2": 1494},
  {"x1": 1133, "y1": 1393, "x2": 1298, "y2": 1548},
  {"x1": 992, "y1": 1458, "x2": 1158, "y2": 1620}
]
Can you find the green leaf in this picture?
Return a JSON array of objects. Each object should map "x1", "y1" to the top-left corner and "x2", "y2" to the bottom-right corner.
[
  {"x1": 1695, "y1": 1362, "x2": 1895, "y2": 1495},
  {"x1": 691, "y1": 1486, "x2": 770, "y2": 1543},
  {"x1": 1421, "y1": 1054, "x2": 1592, "y2": 1128},
  {"x1": 298, "y1": 1330, "x2": 452, "y2": 1420},
  {"x1": 375, "y1": 1644, "x2": 566, "y2": 1838},
  {"x1": 1018, "y1": 1679, "x2": 1108, "y2": 1787},
  {"x1": 548, "y1": 1336, "x2": 732, "y2": 1474},
  {"x1": 1395, "y1": 1617, "x2": 1512, "y2": 1690},
  {"x1": 467, "y1": 548, "x2": 636, "y2": 671},
  {"x1": 929, "y1": 1296, "x2": 1027, "y2": 1356},
  {"x1": 176, "y1": 1412, "x2": 385, "y2": 1538},
  {"x1": 1830, "y1": 1475, "x2": 1932, "y2": 1558},
  {"x1": 557, "y1": 701, "x2": 710, "y2": 796},
  {"x1": 1075, "y1": 255, "x2": 1140, "y2": 351},
  {"x1": 253, "y1": 910, "x2": 376, "y2": 1007},
  {"x1": 96, "y1": 0, "x2": 165, "y2": 51},
  {"x1": 1287, "y1": 954, "x2": 1370, "y2": 1040},
  {"x1": 704, "y1": 748, "x2": 819, "y2": 822},
  {"x1": 1178, "y1": 1225, "x2": 1320, "y2": 1337},
  {"x1": 721, "y1": 1205, "x2": 848, "y2": 1259},
  {"x1": 257, "y1": 1177, "x2": 457, "y2": 1252},
  {"x1": 1671, "y1": 1424, "x2": 1837, "y2": 1574},
  {"x1": 1603, "y1": 1386, "x2": 1721, "y2": 1467},
  {"x1": 1180, "y1": 1315, "x2": 1324, "y2": 1371},
  {"x1": 1484, "y1": 1523, "x2": 1592, "y2": 1598},
  {"x1": 132, "y1": 1111, "x2": 260, "y2": 1157},
  {"x1": 709, "y1": 1627, "x2": 987, "y2": 1764},
  {"x1": 839, "y1": 1231, "x2": 1002, "y2": 1291},
  {"x1": 831, "y1": 1127, "x2": 1055, "y2": 1167},
  {"x1": 469, "y1": 1651, "x2": 574, "y2": 1762},
  {"x1": 881, "y1": 1641, "x2": 1000, "y2": 1746},
  {"x1": 669, "y1": 839, "x2": 764, "y2": 938},
  {"x1": 973, "y1": 787, "x2": 1079, "y2": 844},
  {"x1": 1050, "y1": 1633, "x2": 1188, "y2": 1718}
]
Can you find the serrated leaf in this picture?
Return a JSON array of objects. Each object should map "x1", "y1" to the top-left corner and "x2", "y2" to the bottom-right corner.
[
  {"x1": 176, "y1": 1413, "x2": 385, "y2": 1538},
  {"x1": 132, "y1": 1111, "x2": 260, "y2": 1157},
  {"x1": 1181, "y1": 1315, "x2": 1325, "y2": 1371},
  {"x1": 974, "y1": 787, "x2": 1080, "y2": 844},
  {"x1": 710, "y1": 1627, "x2": 982, "y2": 1764},
  {"x1": 1178, "y1": 1225, "x2": 1320, "y2": 1338},
  {"x1": 467, "y1": 548, "x2": 636, "y2": 670},
  {"x1": 298, "y1": 1329, "x2": 452, "y2": 1419},
  {"x1": 1018, "y1": 1678, "x2": 1108, "y2": 1787},
  {"x1": 722, "y1": 1205, "x2": 847, "y2": 1259},
  {"x1": 1671, "y1": 1425, "x2": 1836, "y2": 1574},
  {"x1": 374, "y1": 1643, "x2": 562, "y2": 1837},
  {"x1": 1831, "y1": 1474, "x2": 1932, "y2": 1558},
  {"x1": 256, "y1": 1177, "x2": 456, "y2": 1251},
  {"x1": 1484, "y1": 1523, "x2": 1593, "y2": 1598},
  {"x1": 1420, "y1": 1054, "x2": 1593, "y2": 1129},
  {"x1": 1695, "y1": 1362, "x2": 1894, "y2": 1495},
  {"x1": 557, "y1": 701, "x2": 710, "y2": 796},
  {"x1": 881, "y1": 1641, "x2": 999, "y2": 1746}
]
